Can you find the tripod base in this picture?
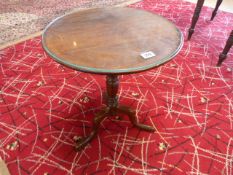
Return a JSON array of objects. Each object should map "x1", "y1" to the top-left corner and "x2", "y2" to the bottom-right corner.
[{"x1": 75, "y1": 105, "x2": 155, "y2": 151}]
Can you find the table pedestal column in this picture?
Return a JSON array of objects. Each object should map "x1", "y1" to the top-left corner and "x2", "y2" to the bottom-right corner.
[{"x1": 75, "y1": 75, "x2": 155, "y2": 151}]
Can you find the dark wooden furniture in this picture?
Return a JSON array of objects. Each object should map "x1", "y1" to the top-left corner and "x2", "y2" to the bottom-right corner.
[
  {"x1": 188, "y1": 0, "x2": 232, "y2": 65},
  {"x1": 217, "y1": 30, "x2": 233, "y2": 66},
  {"x1": 188, "y1": 0, "x2": 223, "y2": 40},
  {"x1": 42, "y1": 7, "x2": 183, "y2": 151}
]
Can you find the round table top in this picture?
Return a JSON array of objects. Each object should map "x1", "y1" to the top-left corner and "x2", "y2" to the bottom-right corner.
[{"x1": 42, "y1": 7, "x2": 183, "y2": 74}]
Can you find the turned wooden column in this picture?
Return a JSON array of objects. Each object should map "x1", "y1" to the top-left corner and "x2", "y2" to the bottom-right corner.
[
  {"x1": 217, "y1": 30, "x2": 233, "y2": 66},
  {"x1": 188, "y1": 0, "x2": 205, "y2": 40},
  {"x1": 106, "y1": 75, "x2": 119, "y2": 113},
  {"x1": 211, "y1": 0, "x2": 223, "y2": 20}
]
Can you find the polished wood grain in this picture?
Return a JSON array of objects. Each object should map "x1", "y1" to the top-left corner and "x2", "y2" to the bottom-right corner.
[{"x1": 42, "y1": 7, "x2": 183, "y2": 74}]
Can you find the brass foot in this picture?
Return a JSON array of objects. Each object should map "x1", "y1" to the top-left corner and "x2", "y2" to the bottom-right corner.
[{"x1": 114, "y1": 116, "x2": 122, "y2": 120}]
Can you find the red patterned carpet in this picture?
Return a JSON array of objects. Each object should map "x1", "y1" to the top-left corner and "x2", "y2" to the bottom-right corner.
[{"x1": 0, "y1": 0, "x2": 233, "y2": 174}]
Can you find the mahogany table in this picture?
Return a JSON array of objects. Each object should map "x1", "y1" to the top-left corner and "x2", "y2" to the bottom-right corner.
[{"x1": 42, "y1": 7, "x2": 183, "y2": 151}]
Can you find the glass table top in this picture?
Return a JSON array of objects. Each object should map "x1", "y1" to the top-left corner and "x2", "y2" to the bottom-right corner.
[{"x1": 42, "y1": 7, "x2": 183, "y2": 74}]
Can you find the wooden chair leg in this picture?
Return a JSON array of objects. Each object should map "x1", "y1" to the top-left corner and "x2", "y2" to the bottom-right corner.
[
  {"x1": 210, "y1": 0, "x2": 223, "y2": 21},
  {"x1": 217, "y1": 30, "x2": 233, "y2": 66},
  {"x1": 188, "y1": 0, "x2": 205, "y2": 40}
]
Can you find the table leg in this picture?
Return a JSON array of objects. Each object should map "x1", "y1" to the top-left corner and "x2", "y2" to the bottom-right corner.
[
  {"x1": 75, "y1": 74, "x2": 155, "y2": 151},
  {"x1": 188, "y1": 0, "x2": 205, "y2": 40},
  {"x1": 217, "y1": 30, "x2": 233, "y2": 66},
  {"x1": 75, "y1": 108, "x2": 109, "y2": 151},
  {"x1": 210, "y1": 0, "x2": 223, "y2": 21},
  {"x1": 117, "y1": 105, "x2": 155, "y2": 132}
]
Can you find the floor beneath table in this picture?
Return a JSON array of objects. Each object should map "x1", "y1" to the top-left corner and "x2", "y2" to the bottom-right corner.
[{"x1": 0, "y1": 0, "x2": 233, "y2": 174}]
